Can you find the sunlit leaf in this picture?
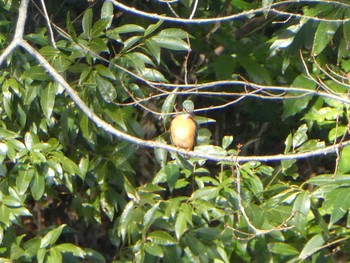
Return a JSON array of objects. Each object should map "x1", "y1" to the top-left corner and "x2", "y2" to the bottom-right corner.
[
  {"x1": 144, "y1": 243, "x2": 163, "y2": 257},
  {"x1": 147, "y1": 231, "x2": 177, "y2": 245},
  {"x1": 312, "y1": 21, "x2": 340, "y2": 56},
  {"x1": 82, "y1": 8, "x2": 93, "y2": 39},
  {"x1": 292, "y1": 191, "x2": 310, "y2": 234},
  {"x1": 41, "y1": 225, "x2": 66, "y2": 248},
  {"x1": 299, "y1": 234, "x2": 325, "y2": 260},
  {"x1": 175, "y1": 211, "x2": 187, "y2": 240},
  {"x1": 55, "y1": 243, "x2": 85, "y2": 258},
  {"x1": 292, "y1": 124, "x2": 308, "y2": 149},
  {"x1": 96, "y1": 75, "x2": 117, "y2": 103},
  {"x1": 31, "y1": 173, "x2": 45, "y2": 201},
  {"x1": 143, "y1": 202, "x2": 160, "y2": 232},
  {"x1": 40, "y1": 82, "x2": 57, "y2": 119},
  {"x1": 338, "y1": 145, "x2": 350, "y2": 174},
  {"x1": 101, "y1": 1, "x2": 113, "y2": 29},
  {"x1": 144, "y1": 20, "x2": 163, "y2": 37},
  {"x1": 151, "y1": 35, "x2": 189, "y2": 51}
]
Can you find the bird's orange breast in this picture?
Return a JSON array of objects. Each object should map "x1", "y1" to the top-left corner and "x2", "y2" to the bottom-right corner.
[{"x1": 171, "y1": 114, "x2": 196, "y2": 151}]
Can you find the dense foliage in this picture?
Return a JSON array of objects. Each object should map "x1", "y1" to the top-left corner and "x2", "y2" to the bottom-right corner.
[{"x1": 1, "y1": 0, "x2": 350, "y2": 262}]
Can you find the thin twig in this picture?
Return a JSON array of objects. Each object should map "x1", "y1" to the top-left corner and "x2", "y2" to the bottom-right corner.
[
  {"x1": 109, "y1": 0, "x2": 350, "y2": 24},
  {"x1": 189, "y1": 0, "x2": 198, "y2": 19},
  {"x1": 39, "y1": 0, "x2": 56, "y2": 48}
]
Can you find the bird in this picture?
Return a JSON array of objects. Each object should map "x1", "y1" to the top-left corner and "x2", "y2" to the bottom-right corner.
[{"x1": 170, "y1": 100, "x2": 197, "y2": 152}]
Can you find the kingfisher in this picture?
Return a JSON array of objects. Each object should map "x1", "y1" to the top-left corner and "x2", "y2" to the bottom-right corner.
[{"x1": 170, "y1": 100, "x2": 197, "y2": 151}]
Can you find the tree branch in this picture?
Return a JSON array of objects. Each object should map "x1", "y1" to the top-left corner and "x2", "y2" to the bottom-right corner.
[
  {"x1": 110, "y1": 0, "x2": 350, "y2": 24},
  {"x1": 1, "y1": 0, "x2": 350, "y2": 165}
]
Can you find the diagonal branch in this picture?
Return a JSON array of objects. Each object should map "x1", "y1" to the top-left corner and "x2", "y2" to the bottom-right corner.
[
  {"x1": 110, "y1": 0, "x2": 350, "y2": 24},
  {"x1": 1, "y1": 0, "x2": 350, "y2": 164}
]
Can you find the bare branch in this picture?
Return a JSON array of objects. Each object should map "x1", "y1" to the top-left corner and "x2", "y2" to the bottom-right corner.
[
  {"x1": 39, "y1": 0, "x2": 56, "y2": 48},
  {"x1": 110, "y1": 0, "x2": 350, "y2": 24}
]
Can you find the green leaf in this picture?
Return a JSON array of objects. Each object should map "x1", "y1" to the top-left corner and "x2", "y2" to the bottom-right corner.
[
  {"x1": 100, "y1": 194, "x2": 114, "y2": 221},
  {"x1": 270, "y1": 23, "x2": 303, "y2": 56},
  {"x1": 121, "y1": 35, "x2": 142, "y2": 53},
  {"x1": 307, "y1": 107, "x2": 344, "y2": 123},
  {"x1": 292, "y1": 124, "x2": 308, "y2": 149},
  {"x1": 292, "y1": 191, "x2": 310, "y2": 233},
  {"x1": 22, "y1": 66, "x2": 49, "y2": 81},
  {"x1": 78, "y1": 156, "x2": 89, "y2": 179},
  {"x1": 55, "y1": 243, "x2": 85, "y2": 258},
  {"x1": 338, "y1": 145, "x2": 350, "y2": 173},
  {"x1": 90, "y1": 37, "x2": 109, "y2": 53},
  {"x1": 296, "y1": 139, "x2": 324, "y2": 153},
  {"x1": 82, "y1": 9, "x2": 93, "y2": 39},
  {"x1": 190, "y1": 187, "x2": 220, "y2": 201},
  {"x1": 30, "y1": 173, "x2": 45, "y2": 201},
  {"x1": 96, "y1": 75, "x2": 117, "y2": 103},
  {"x1": 40, "y1": 225, "x2": 66, "y2": 248},
  {"x1": 0, "y1": 142, "x2": 8, "y2": 164},
  {"x1": 268, "y1": 242, "x2": 299, "y2": 256},
  {"x1": 299, "y1": 234, "x2": 325, "y2": 260},
  {"x1": 194, "y1": 145, "x2": 227, "y2": 156},
  {"x1": 343, "y1": 17, "x2": 350, "y2": 51},
  {"x1": 101, "y1": 1, "x2": 113, "y2": 29},
  {"x1": 144, "y1": 20, "x2": 163, "y2": 37},
  {"x1": 165, "y1": 164, "x2": 179, "y2": 193},
  {"x1": 326, "y1": 187, "x2": 350, "y2": 225},
  {"x1": 113, "y1": 24, "x2": 145, "y2": 34},
  {"x1": 119, "y1": 201, "x2": 135, "y2": 240},
  {"x1": 46, "y1": 247, "x2": 62, "y2": 263},
  {"x1": 262, "y1": 0, "x2": 273, "y2": 8},
  {"x1": 244, "y1": 173, "x2": 263, "y2": 196},
  {"x1": 143, "y1": 202, "x2": 160, "y2": 232},
  {"x1": 24, "y1": 85, "x2": 40, "y2": 105},
  {"x1": 37, "y1": 248, "x2": 46, "y2": 263},
  {"x1": 222, "y1": 136, "x2": 233, "y2": 149},
  {"x1": 60, "y1": 156, "x2": 81, "y2": 178},
  {"x1": 161, "y1": 91, "x2": 177, "y2": 126},
  {"x1": 151, "y1": 35, "x2": 189, "y2": 51},
  {"x1": 147, "y1": 231, "x2": 177, "y2": 245},
  {"x1": 24, "y1": 132, "x2": 35, "y2": 151},
  {"x1": 2, "y1": 196, "x2": 22, "y2": 207},
  {"x1": 85, "y1": 248, "x2": 106, "y2": 263},
  {"x1": 194, "y1": 116, "x2": 216, "y2": 125},
  {"x1": 141, "y1": 68, "x2": 168, "y2": 82},
  {"x1": 91, "y1": 19, "x2": 110, "y2": 38},
  {"x1": 39, "y1": 46, "x2": 59, "y2": 60},
  {"x1": 40, "y1": 82, "x2": 57, "y2": 119},
  {"x1": 312, "y1": 21, "x2": 340, "y2": 56},
  {"x1": 238, "y1": 56, "x2": 272, "y2": 84},
  {"x1": 16, "y1": 168, "x2": 34, "y2": 195},
  {"x1": 144, "y1": 243, "x2": 163, "y2": 257},
  {"x1": 158, "y1": 28, "x2": 188, "y2": 39},
  {"x1": 307, "y1": 174, "x2": 350, "y2": 186},
  {"x1": 145, "y1": 39, "x2": 161, "y2": 64},
  {"x1": 0, "y1": 204, "x2": 10, "y2": 226},
  {"x1": 23, "y1": 237, "x2": 41, "y2": 258},
  {"x1": 154, "y1": 136, "x2": 168, "y2": 167},
  {"x1": 66, "y1": 11, "x2": 77, "y2": 40},
  {"x1": 283, "y1": 75, "x2": 316, "y2": 119},
  {"x1": 95, "y1": 64, "x2": 115, "y2": 79},
  {"x1": 196, "y1": 128, "x2": 211, "y2": 146},
  {"x1": 175, "y1": 211, "x2": 187, "y2": 240},
  {"x1": 10, "y1": 243, "x2": 24, "y2": 260},
  {"x1": 3, "y1": 91, "x2": 12, "y2": 119},
  {"x1": 214, "y1": 55, "x2": 236, "y2": 79}
]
